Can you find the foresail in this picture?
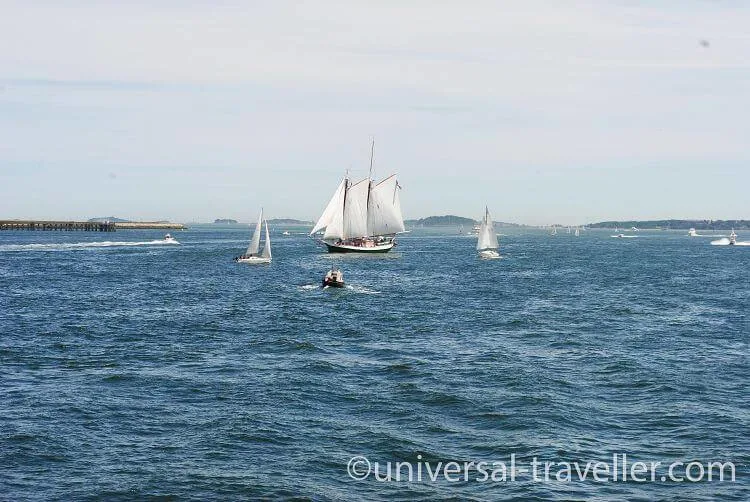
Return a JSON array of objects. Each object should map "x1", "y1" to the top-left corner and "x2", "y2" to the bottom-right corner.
[
  {"x1": 310, "y1": 178, "x2": 346, "y2": 235},
  {"x1": 343, "y1": 178, "x2": 369, "y2": 239},
  {"x1": 367, "y1": 175, "x2": 405, "y2": 236},
  {"x1": 261, "y1": 220, "x2": 272, "y2": 259},
  {"x1": 247, "y1": 208, "x2": 263, "y2": 255}
]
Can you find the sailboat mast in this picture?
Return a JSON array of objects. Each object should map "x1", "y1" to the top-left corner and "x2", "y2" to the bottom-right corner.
[{"x1": 368, "y1": 138, "x2": 375, "y2": 180}]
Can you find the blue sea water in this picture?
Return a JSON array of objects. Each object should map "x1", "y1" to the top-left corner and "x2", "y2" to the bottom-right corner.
[{"x1": 1, "y1": 226, "x2": 748, "y2": 501}]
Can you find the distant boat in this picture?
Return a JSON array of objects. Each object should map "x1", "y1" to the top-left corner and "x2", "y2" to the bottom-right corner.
[
  {"x1": 282, "y1": 230, "x2": 290, "y2": 236},
  {"x1": 235, "y1": 209, "x2": 272, "y2": 264},
  {"x1": 309, "y1": 141, "x2": 405, "y2": 253},
  {"x1": 711, "y1": 229, "x2": 742, "y2": 246},
  {"x1": 551, "y1": 226, "x2": 557, "y2": 236},
  {"x1": 163, "y1": 233, "x2": 179, "y2": 244},
  {"x1": 574, "y1": 227, "x2": 580, "y2": 237},
  {"x1": 477, "y1": 207, "x2": 500, "y2": 259},
  {"x1": 631, "y1": 226, "x2": 640, "y2": 232},
  {"x1": 567, "y1": 226, "x2": 571, "y2": 234},
  {"x1": 688, "y1": 228, "x2": 698, "y2": 237}
]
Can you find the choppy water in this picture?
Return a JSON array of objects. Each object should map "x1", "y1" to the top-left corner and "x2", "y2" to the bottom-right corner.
[{"x1": 1, "y1": 227, "x2": 748, "y2": 501}]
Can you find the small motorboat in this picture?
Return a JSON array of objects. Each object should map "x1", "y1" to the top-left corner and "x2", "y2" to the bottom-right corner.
[
  {"x1": 322, "y1": 268, "x2": 345, "y2": 288},
  {"x1": 688, "y1": 228, "x2": 698, "y2": 237},
  {"x1": 282, "y1": 231, "x2": 290, "y2": 236},
  {"x1": 163, "y1": 233, "x2": 179, "y2": 244}
]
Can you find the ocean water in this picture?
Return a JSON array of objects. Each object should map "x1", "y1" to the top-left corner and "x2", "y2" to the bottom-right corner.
[{"x1": 1, "y1": 227, "x2": 748, "y2": 501}]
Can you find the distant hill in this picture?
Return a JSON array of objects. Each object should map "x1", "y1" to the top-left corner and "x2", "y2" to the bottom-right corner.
[
  {"x1": 588, "y1": 219, "x2": 750, "y2": 230},
  {"x1": 405, "y1": 215, "x2": 476, "y2": 227},
  {"x1": 213, "y1": 218, "x2": 238, "y2": 224},
  {"x1": 88, "y1": 216, "x2": 130, "y2": 223},
  {"x1": 405, "y1": 215, "x2": 526, "y2": 228}
]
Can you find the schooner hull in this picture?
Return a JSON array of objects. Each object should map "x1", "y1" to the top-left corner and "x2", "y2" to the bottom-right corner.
[{"x1": 324, "y1": 241, "x2": 395, "y2": 253}]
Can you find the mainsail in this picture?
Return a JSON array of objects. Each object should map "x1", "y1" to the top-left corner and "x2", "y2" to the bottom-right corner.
[
  {"x1": 310, "y1": 173, "x2": 404, "y2": 241},
  {"x1": 247, "y1": 208, "x2": 263, "y2": 255},
  {"x1": 476, "y1": 207, "x2": 498, "y2": 251},
  {"x1": 261, "y1": 220, "x2": 272, "y2": 259},
  {"x1": 367, "y1": 175, "x2": 405, "y2": 236},
  {"x1": 343, "y1": 178, "x2": 370, "y2": 239}
]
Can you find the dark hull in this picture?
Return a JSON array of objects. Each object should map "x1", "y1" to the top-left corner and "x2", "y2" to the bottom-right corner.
[
  {"x1": 322, "y1": 280, "x2": 345, "y2": 288},
  {"x1": 324, "y1": 242, "x2": 394, "y2": 253}
]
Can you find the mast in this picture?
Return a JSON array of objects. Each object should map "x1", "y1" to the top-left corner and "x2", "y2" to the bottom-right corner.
[{"x1": 366, "y1": 140, "x2": 375, "y2": 238}]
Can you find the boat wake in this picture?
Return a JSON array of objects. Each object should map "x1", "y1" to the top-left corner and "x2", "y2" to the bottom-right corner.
[
  {"x1": 0, "y1": 240, "x2": 180, "y2": 252},
  {"x1": 711, "y1": 238, "x2": 750, "y2": 246},
  {"x1": 298, "y1": 283, "x2": 380, "y2": 294},
  {"x1": 347, "y1": 285, "x2": 381, "y2": 294},
  {"x1": 611, "y1": 235, "x2": 637, "y2": 238}
]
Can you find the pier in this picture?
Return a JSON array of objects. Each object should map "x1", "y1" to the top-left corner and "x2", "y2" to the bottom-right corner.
[{"x1": 0, "y1": 220, "x2": 187, "y2": 232}]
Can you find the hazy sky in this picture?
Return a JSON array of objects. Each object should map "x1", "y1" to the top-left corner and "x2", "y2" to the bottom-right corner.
[{"x1": 1, "y1": 1, "x2": 748, "y2": 225}]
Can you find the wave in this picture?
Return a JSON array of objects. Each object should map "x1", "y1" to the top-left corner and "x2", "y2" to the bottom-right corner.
[{"x1": 0, "y1": 240, "x2": 179, "y2": 252}]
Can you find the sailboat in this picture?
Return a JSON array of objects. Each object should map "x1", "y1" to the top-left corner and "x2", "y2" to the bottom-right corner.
[
  {"x1": 477, "y1": 207, "x2": 500, "y2": 259},
  {"x1": 574, "y1": 227, "x2": 580, "y2": 237},
  {"x1": 551, "y1": 226, "x2": 557, "y2": 236},
  {"x1": 309, "y1": 142, "x2": 405, "y2": 253},
  {"x1": 235, "y1": 209, "x2": 272, "y2": 264}
]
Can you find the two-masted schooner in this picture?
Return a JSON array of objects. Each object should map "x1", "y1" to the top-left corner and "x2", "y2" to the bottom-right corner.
[{"x1": 310, "y1": 145, "x2": 405, "y2": 253}]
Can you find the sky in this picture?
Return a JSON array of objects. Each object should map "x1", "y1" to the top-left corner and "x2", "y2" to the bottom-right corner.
[{"x1": 1, "y1": 0, "x2": 748, "y2": 225}]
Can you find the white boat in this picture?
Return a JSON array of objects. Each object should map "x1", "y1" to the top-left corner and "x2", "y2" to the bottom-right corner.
[
  {"x1": 551, "y1": 226, "x2": 557, "y2": 236},
  {"x1": 309, "y1": 141, "x2": 405, "y2": 253},
  {"x1": 567, "y1": 226, "x2": 571, "y2": 234},
  {"x1": 162, "y1": 233, "x2": 179, "y2": 244},
  {"x1": 282, "y1": 230, "x2": 290, "y2": 236},
  {"x1": 574, "y1": 227, "x2": 580, "y2": 237},
  {"x1": 477, "y1": 206, "x2": 500, "y2": 259},
  {"x1": 688, "y1": 228, "x2": 698, "y2": 237},
  {"x1": 712, "y1": 229, "x2": 740, "y2": 246},
  {"x1": 235, "y1": 209, "x2": 272, "y2": 264}
]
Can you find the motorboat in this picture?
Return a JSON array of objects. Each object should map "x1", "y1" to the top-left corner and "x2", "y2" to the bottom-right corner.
[
  {"x1": 322, "y1": 268, "x2": 345, "y2": 288},
  {"x1": 163, "y1": 233, "x2": 179, "y2": 244}
]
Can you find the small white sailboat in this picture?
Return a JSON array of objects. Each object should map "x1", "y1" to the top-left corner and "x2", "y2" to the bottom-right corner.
[
  {"x1": 551, "y1": 226, "x2": 557, "y2": 236},
  {"x1": 567, "y1": 226, "x2": 571, "y2": 234},
  {"x1": 688, "y1": 228, "x2": 698, "y2": 237},
  {"x1": 235, "y1": 209, "x2": 272, "y2": 264},
  {"x1": 574, "y1": 227, "x2": 580, "y2": 237},
  {"x1": 477, "y1": 206, "x2": 500, "y2": 259}
]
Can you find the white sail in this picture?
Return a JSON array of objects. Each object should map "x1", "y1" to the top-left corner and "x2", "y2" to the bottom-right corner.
[
  {"x1": 367, "y1": 175, "x2": 405, "y2": 236},
  {"x1": 261, "y1": 220, "x2": 272, "y2": 259},
  {"x1": 476, "y1": 207, "x2": 498, "y2": 251},
  {"x1": 310, "y1": 178, "x2": 346, "y2": 235},
  {"x1": 246, "y1": 208, "x2": 263, "y2": 255},
  {"x1": 343, "y1": 178, "x2": 370, "y2": 239}
]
